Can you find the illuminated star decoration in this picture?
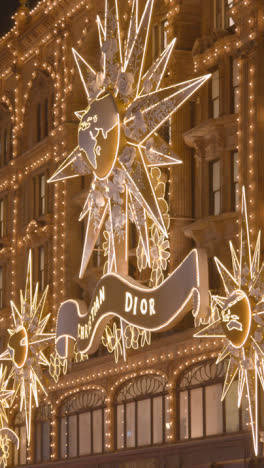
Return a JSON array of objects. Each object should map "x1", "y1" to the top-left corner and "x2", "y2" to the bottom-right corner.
[
  {"x1": 0, "y1": 428, "x2": 19, "y2": 468},
  {"x1": 0, "y1": 251, "x2": 54, "y2": 444},
  {"x1": 195, "y1": 187, "x2": 264, "y2": 455},
  {"x1": 49, "y1": 0, "x2": 211, "y2": 279}
]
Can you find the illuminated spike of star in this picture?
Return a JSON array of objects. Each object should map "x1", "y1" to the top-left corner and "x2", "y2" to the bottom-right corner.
[
  {"x1": 216, "y1": 343, "x2": 232, "y2": 364},
  {"x1": 124, "y1": 0, "x2": 138, "y2": 65},
  {"x1": 194, "y1": 319, "x2": 225, "y2": 339},
  {"x1": 214, "y1": 256, "x2": 239, "y2": 296},
  {"x1": 124, "y1": 0, "x2": 154, "y2": 94},
  {"x1": 96, "y1": 15, "x2": 105, "y2": 48},
  {"x1": 141, "y1": 133, "x2": 182, "y2": 167},
  {"x1": 105, "y1": 0, "x2": 123, "y2": 72},
  {"x1": 72, "y1": 48, "x2": 96, "y2": 101},
  {"x1": 221, "y1": 359, "x2": 238, "y2": 401},
  {"x1": 48, "y1": 146, "x2": 91, "y2": 183},
  {"x1": 0, "y1": 365, "x2": 14, "y2": 428},
  {"x1": 195, "y1": 187, "x2": 264, "y2": 455},
  {"x1": 0, "y1": 251, "x2": 54, "y2": 445},
  {"x1": 141, "y1": 38, "x2": 176, "y2": 93},
  {"x1": 80, "y1": 204, "x2": 108, "y2": 278}
]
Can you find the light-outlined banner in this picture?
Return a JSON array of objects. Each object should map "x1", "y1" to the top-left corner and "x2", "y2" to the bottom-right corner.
[{"x1": 56, "y1": 249, "x2": 209, "y2": 358}]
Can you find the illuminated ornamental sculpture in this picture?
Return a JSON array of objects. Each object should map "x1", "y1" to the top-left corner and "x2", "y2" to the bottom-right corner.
[
  {"x1": 0, "y1": 251, "x2": 54, "y2": 445},
  {"x1": 195, "y1": 188, "x2": 264, "y2": 455},
  {"x1": 50, "y1": 0, "x2": 210, "y2": 363}
]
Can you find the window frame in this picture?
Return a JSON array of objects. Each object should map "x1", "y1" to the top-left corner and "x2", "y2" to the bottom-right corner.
[
  {"x1": 211, "y1": 69, "x2": 220, "y2": 119},
  {"x1": 177, "y1": 360, "x2": 247, "y2": 441},
  {"x1": 209, "y1": 159, "x2": 221, "y2": 216},
  {"x1": 231, "y1": 150, "x2": 239, "y2": 212}
]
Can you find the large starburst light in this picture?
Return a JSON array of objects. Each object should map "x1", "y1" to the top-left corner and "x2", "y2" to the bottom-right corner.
[
  {"x1": 49, "y1": 0, "x2": 210, "y2": 278},
  {"x1": 195, "y1": 187, "x2": 264, "y2": 455},
  {"x1": 0, "y1": 251, "x2": 54, "y2": 444}
]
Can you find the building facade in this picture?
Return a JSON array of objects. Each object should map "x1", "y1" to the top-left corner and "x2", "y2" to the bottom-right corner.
[{"x1": 0, "y1": 0, "x2": 263, "y2": 466}]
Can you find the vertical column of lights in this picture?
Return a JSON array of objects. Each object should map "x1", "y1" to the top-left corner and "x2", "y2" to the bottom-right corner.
[
  {"x1": 248, "y1": 63, "x2": 255, "y2": 237},
  {"x1": 104, "y1": 397, "x2": 111, "y2": 450},
  {"x1": 166, "y1": 382, "x2": 174, "y2": 441},
  {"x1": 52, "y1": 36, "x2": 63, "y2": 321},
  {"x1": 235, "y1": 57, "x2": 242, "y2": 239}
]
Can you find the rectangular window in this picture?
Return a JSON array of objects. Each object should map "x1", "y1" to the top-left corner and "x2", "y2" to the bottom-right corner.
[
  {"x1": 209, "y1": 159, "x2": 221, "y2": 216},
  {"x1": 211, "y1": 69, "x2": 220, "y2": 118},
  {"x1": 190, "y1": 388, "x2": 203, "y2": 438},
  {"x1": 225, "y1": 379, "x2": 239, "y2": 432},
  {"x1": 60, "y1": 417, "x2": 67, "y2": 458},
  {"x1": 20, "y1": 426, "x2": 27, "y2": 465},
  {"x1": 39, "y1": 174, "x2": 46, "y2": 216},
  {"x1": 92, "y1": 409, "x2": 103, "y2": 453},
  {"x1": 179, "y1": 390, "x2": 189, "y2": 439},
  {"x1": 137, "y1": 399, "x2": 151, "y2": 446},
  {"x1": 117, "y1": 404, "x2": 125, "y2": 449},
  {"x1": 232, "y1": 58, "x2": 239, "y2": 113},
  {"x1": 153, "y1": 396, "x2": 163, "y2": 444},
  {"x1": 38, "y1": 246, "x2": 45, "y2": 291},
  {"x1": 68, "y1": 415, "x2": 77, "y2": 458},
  {"x1": 231, "y1": 151, "x2": 239, "y2": 211},
  {"x1": 205, "y1": 384, "x2": 223, "y2": 435},
  {"x1": 79, "y1": 412, "x2": 91, "y2": 455},
  {"x1": 126, "y1": 401, "x2": 136, "y2": 448},
  {"x1": 214, "y1": 0, "x2": 234, "y2": 29},
  {"x1": 3, "y1": 130, "x2": 7, "y2": 165},
  {"x1": 160, "y1": 19, "x2": 168, "y2": 52},
  {"x1": 42, "y1": 421, "x2": 50, "y2": 461}
]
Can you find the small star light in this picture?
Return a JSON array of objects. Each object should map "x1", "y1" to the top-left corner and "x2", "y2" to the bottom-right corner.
[
  {"x1": 0, "y1": 251, "x2": 54, "y2": 444},
  {"x1": 195, "y1": 187, "x2": 264, "y2": 455},
  {"x1": 49, "y1": 0, "x2": 211, "y2": 279}
]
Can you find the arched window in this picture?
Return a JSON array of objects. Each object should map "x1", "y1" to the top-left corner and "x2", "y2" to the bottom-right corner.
[
  {"x1": 59, "y1": 389, "x2": 106, "y2": 459},
  {"x1": 0, "y1": 104, "x2": 12, "y2": 166},
  {"x1": 35, "y1": 403, "x2": 51, "y2": 463},
  {"x1": 177, "y1": 360, "x2": 249, "y2": 440},
  {"x1": 13, "y1": 413, "x2": 27, "y2": 465},
  {"x1": 115, "y1": 374, "x2": 169, "y2": 449}
]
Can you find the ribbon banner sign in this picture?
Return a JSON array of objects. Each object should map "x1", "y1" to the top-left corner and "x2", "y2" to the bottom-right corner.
[{"x1": 56, "y1": 249, "x2": 209, "y2": 358}]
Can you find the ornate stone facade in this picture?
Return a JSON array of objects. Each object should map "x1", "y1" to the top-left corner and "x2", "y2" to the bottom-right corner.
[{"x1": 0, "y1": 0, "x2": 263, "y2": 466}]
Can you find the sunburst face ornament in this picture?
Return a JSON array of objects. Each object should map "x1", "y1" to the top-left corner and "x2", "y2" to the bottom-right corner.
[
  {"x1": 49, "y1": 0, "x2": 211, "y2": 279},
  {"x1": 0, "y1": 251, "x2": 54, "y2": 444},
  {"x1": 195, "y1": 187, "x2": 264, "y2": 455}
]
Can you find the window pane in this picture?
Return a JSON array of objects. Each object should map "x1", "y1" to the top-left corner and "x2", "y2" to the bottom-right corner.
[
  {"x1": 225, "y1": 380, "x2": 239, "y2": 432},
  {"x1": 68, "y1": 414, "x2": 77, "y2": 458},
  {"x1": 93, "y1": 409, "x2": 103, "y2": 453},
  {"x1": 213, "y1": 160, "x2": 220, "y2": 190},
  {"x1": 205, "y1": 384, "x2": 223, "y2": 435},
  {"x1": 153, "y1": 396, "x2": 163, "y2": 444},
  {"x1": 137, "y1": 399, "x2": 151, "y2": 446},
  {"x1": 190, "y1": 388, "x2": 203, "y2": 438},
  {"x1": 212, "y1": 70, "x2": 219, "y2": 99},
  {"x1": 213, "y1": 98, "x2": 220, "y2": 118},
  {"x1": 117, "y1": 404, "x2": 124, "y2": 449},
  {"x1": 242, "y1": 392, "x2": 250, "y2": 430},
  {"x1": 180, "y1": 391, "x2": 189, "y2": 439},
  {"x1": 153, "y1": 24, "x2": 159, "y2": 58},
  {"x1": 60, "y1": 417, "x2": 67, "y2": 459},
  {"x1": 36, "y1": 422, "x2": 41, "y2": 462},
  {"x1": 42, "y1": 421, "x2": 50, "y2": 461},
  {"x1": 79, "y1": 412, "x2": 91, "y2": 455},
  {"x1": 126, "y1": 401, "x2": 135, "y2": 448},
  {"x1": 20, "y1": 426, "x2": 27, "y2": 465},
  {"x1": 214, "y1": 191, "x2": 221, "y2": 215}
]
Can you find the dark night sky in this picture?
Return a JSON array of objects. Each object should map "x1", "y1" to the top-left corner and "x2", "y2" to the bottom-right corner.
[{"x1": 0, "y1": 0, "x2": 39, "y2": 37}]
